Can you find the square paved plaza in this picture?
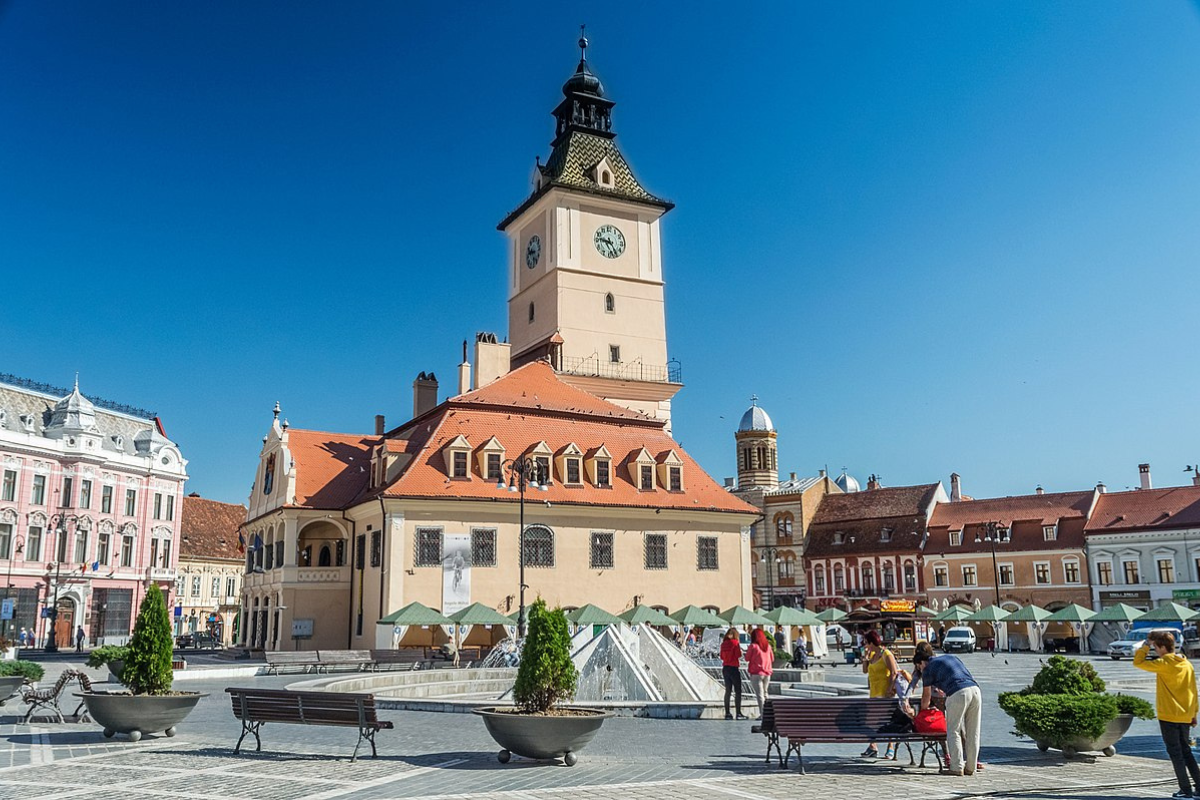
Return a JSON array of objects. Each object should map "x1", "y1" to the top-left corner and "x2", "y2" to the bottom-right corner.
[{"x1": 0, "y1": 653, "x2": 1189, "y2": 799}]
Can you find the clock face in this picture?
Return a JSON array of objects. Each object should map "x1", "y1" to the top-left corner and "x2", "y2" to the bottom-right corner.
[
  {"x1": 594, "y1": 224, "x2": 626, "y2": 259},
  {"x1": 525, "y1": 235, "x2": 541, "y2": 269}
]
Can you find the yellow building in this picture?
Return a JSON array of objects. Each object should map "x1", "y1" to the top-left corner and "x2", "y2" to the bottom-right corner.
[{"x1": 177, "y1": 494, "x2": 245, "y2": 645}]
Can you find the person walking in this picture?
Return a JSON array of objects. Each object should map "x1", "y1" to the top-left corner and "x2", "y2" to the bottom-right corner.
[
  {"x1": 746, "y1": 628, "x2": 774, "y2": 715},
  {"x1": 861, "y1": 629, "x2": 899, "y2": 758},
  {"x1": 18, "y1": 627, "x2": 28, "y2": 647},
  {"x1": 835, "y1": 628, "x2": 845, "y2": 652},
  {"x1": 75, "y1": 625, "x2": 86, "y2": 653},
  {"x1": 912, "y1": 640, "x2": 981, "y2": 776},
  {"x1": 720, "y1": 627, "x2": 747, "y2": 720},
  {"x1": 793, "y1": 629, "x2": 809, "y2": 669},
  {"x1": 1134, "y1": 631, "x2": 1200, "y2": 799}
]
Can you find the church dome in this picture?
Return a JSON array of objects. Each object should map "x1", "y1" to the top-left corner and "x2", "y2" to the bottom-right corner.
[
  {"x1": 562, "y1": 57, "x2": 604, "y2": 97},
  {"x1": 45, "y1": 379, "x2": 99, "y2": 434},
  {"x1": 835, "y1": 470, "x2": 861, "y2": 493},
  {"x1": 738, "y1": 400, "x2": 774, "y2": 432}
]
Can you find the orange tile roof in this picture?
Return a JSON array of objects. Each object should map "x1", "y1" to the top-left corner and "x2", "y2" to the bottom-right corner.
[
  {"x1": 180, "y1": 495, "x2": 247, "y2": 561},
  {"x1": 1085, "y1": 486, "x2": 1200, "y2": 533},
  {"x1": 285, "y1": 429, "x2": 377, "y2": 509},
  {"x1": 811, "y1": 484, "x2": 942, "y2": 524},
  {"x1": 927, "y1": 490, "x2": 1095, "y2": 554},
  {"x1": 448, "y1": 361, "x2": 656, "y2": 424}
]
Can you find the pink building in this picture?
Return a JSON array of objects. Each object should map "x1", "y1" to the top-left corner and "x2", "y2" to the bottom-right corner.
[{"x1": 0, "y1": 375, "x2": 187, "y2": 648}]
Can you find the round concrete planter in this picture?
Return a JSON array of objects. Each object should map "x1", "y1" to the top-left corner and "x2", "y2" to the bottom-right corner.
[
  {"x1": 1035, "y1": 713, "x2": 1134, "y2": 758},
  {"x1": 474, "y1": 707, "x2": 612, "y2": 766},
  {"x1": 77, "y1": 691, "x2": 206, "y2": 741},
  {"x1": 0, "y1": 676, "x2": 26, "y2": 706}
]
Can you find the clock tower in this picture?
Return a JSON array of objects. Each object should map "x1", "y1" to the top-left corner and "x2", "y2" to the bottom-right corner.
[{"x1": 498, "y1": 32, "x2": 681, "y2": 430}]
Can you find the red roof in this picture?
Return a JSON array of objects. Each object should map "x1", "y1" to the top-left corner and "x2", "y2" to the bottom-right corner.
[
  {"x1": 180, "y1": 495, "x2": 247, "y2": 561},
  {"x1": 286, "y1": 429, "x2": 376, "y2": 509},
  {"x1": 804, "y1": 484, "x2": 943, "y2": 559},
  {"x1": 449, "y1": 361, "x2": 655, "y2": 424},
  {"x1": 1085, "y1": 486, "x2": 1200, "y2": 533},
  {"x1": 811, "y1": 484, "x2": 942, "y2": 525},
  {"x1": 927, "y1": 490, "x2": 1095, "y2": 554}
]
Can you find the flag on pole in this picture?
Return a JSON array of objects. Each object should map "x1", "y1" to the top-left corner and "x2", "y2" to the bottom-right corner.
[{"x1": 237, "y1": 531, "x2": 246, "y2": 554}]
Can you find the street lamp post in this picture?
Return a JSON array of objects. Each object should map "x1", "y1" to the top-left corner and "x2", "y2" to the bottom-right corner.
[
  {"x1": 973, "y1": 521, "x2": 1009, "y2": 607},
  {"x1": 45, "y1": 513, "x2": 77, "y2": 652},
  {"x1": 756, "y1": 545, "x2": 782, "y2": 611},
  {"x1": 495, "y1": 456, "x2": 549, "y2": 638},
  {"x1": 2, "y1": 534, "x2": 26, "y2": 640}
]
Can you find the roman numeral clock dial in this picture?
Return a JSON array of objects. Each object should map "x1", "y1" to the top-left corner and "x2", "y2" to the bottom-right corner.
[{"x1": 593, "y1": 224, "x2": 625, "y2": 259}]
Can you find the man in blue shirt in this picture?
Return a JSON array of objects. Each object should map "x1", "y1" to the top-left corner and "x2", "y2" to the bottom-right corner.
[{"x1": 913, "y1": 640, "x2": 981, "y2": 776}]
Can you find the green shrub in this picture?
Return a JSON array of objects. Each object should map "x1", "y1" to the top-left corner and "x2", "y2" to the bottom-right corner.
[
  {"x1": 0, "y1": 660, "x2": 44, "y2": 682},
  {"x1": 999, "y1": 692, "x2": 1117, "y2": 744},
  {"x1": 86, "y1": 645, "x2": 129, "y2": 671},
  {"x1": 1029, "y1": 655, "x2": 1106, "y2": 695},
  {"x1": 774, "y1": 647, "x2": 791, "y2": 663},
  {"x1": 122, "y1": 584, "x2": 174, "y2": 695},
  {"x1": 1112, "y1": 693, "x2": 1156, "y2": 719},
  {"x1": 512, "y1": 599, "x2": 577, "y2": 714}
]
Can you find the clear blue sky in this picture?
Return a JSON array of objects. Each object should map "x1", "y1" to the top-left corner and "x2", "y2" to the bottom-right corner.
[{"x1": 3, "y1": 3, "x2": 1199, "y2": 506}]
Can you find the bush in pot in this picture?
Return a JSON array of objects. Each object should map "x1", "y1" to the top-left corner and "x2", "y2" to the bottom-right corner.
[
  {"x1": 513, "y1": 599, "x2": 578, "y2": 714},
  {"x1": 86, "y1": 645, "x2": 130, "y2": 681},
  {"x1": 79, "y1": 585, "x2": 206, "y2": 741},
  {"x1": 0, "y1": 660, "x2": 45, "y2": 683},
  {"x1": 999, "y1": 655, "x2": 1154, "y2": 757}
]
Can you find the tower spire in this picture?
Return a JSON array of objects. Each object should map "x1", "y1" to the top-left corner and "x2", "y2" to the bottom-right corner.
[{"x1": 578, "y1": 24, "x2": 588, "y2": 62}]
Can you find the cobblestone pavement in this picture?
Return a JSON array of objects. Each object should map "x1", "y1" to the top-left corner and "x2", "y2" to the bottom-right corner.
[{"x1": 0, "y1": 652, "x2": 1185, "y2": 799}]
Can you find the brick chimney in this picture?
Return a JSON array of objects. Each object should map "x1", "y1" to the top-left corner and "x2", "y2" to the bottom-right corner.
[
  {"x1": 1035, "y1": 485, "x2": 1044, "y2": 495},
  {"x1": 950, "y1": 472, "x2": 962, "y2": 502},
  {"x1": 413, "y1": 372, "x2": 439, "y2": 418},
  {"x1": 457, "y1": 340, "x2": 471, "y2": 395},
  {"x1": 866, "y1": 474, "x2": 880, "y2": 491},
  {"x1": 1138, "y1": 463, "x2": 1152, "y2": 491},
  {"x1": 374, "y1": 415, "x2": 385, "y2": 436},
  {"x1": 1097, "y1": 481, "x2": 1107, "y2": 494}
]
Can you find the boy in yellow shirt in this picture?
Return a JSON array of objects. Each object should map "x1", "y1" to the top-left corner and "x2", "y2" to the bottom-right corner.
[{"x1": 1135, "y1": 631, "x2": 1200, "y2": 799}]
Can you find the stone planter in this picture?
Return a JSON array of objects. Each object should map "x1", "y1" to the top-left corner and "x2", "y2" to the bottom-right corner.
[
  {"x1": 1036, "y1": 713, "x2": 1134, "y2": 758},
  {"x1": 474, "y1": 707, "x2": 612, "y2": 766},
  {"x1": 0, "y1": 675, "x2": 25, "y2": 705},
  {"x1": 76, "y1": 691, "x2": 206, "y2": 741}
]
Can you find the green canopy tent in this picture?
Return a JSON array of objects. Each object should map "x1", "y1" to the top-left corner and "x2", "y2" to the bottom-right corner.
[
  {"x1": 1006, "y1": 604, "x2": 1053, "y2": 652},
  {"x1": 449, "y1": 602, "x2": 518, "y2": 650},
  {"x1": 566, "y1": 604, "x2": 624, "y2": 638},
  {"x1": 816, "y1": 607, "x2": 847, "y2": 623},
  {"x1": 670, "y1": 605, "x2": 727, "y2": 628},
  {"x1": 618, "y1": 605, "x2": 677, "y2": 628},
  {"x1": 1045, "y1": 603, "x2": 1098, "y2": 654},
  {"x1": 765, "y1": 606, "x2": 822, "y2": 627},
  {"x1": 719, "y1": 606, "x2": 772, "y2": 627},
  {"x1": 1091, "y1": 603, "x2": 1144, "y2": 623},
  {"x1": 1135, "y1": 602, "x2": 1200, "y2": 623},
  {"x1": 377, "y1": 601, "x2": 454, "y2": 649},
  {"x1": 915, "y1": 606, "x2": 938, "y2": 617},
  {"x1": 965, "y1": 605, "x2": 1011, "y2": 650},
  {"x1": 933, "y1": 606, "x2": 973, "y2": 624}
]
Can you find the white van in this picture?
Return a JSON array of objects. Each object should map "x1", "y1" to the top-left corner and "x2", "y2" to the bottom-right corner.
[
  {"x1": 941, "y1": 626, "x2": 976, "y2": 654},
  {"x1": 825, "y1": 624, "x2": 850, "y2": 649}
]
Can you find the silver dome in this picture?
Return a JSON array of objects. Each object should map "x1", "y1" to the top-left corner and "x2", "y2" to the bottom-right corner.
[
  {"x1": 738, "y1": 398, "x2": 774, "y2": 432},
  {"x1": 835, "y1": 470, "x2": 861, "y2": 493}
]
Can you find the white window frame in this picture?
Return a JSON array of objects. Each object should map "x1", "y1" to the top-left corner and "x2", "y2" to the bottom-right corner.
[
  {"x1": 998, "y1": 561, "x2": 1015, "y2": 586},
  {"x1": 1095, "y1": 559, "x2": 1114, "y2": 586},
  {"x1": 961, "y1": 564, "x2": 977, "y2": 586},
  {"x1": 1043, "y1": 525, "x2": 1057, "y2": 541},
  {"x1": 932, "y1": 563, "x2": 948, "y2": 587},
  {"x1": 949, "y1": 530, "x2": 962, "y2": 547},
  {"x1": 1122, "y1": 558, "x2": 1141, "y2": 584},
  {"x1": 1062, "y1": 558, "x2": 1081, "y2": 584},
  {"x1": 1033, "y1": 560, "x2": 1052, "y2": 585}
]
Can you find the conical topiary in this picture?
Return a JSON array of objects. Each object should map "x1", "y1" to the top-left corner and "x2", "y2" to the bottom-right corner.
[
  {"x1": 122, "y1": 584, "x2": 174, "y2": 695},
  {"x1": 512, "y1": 599, "x2": 577, "y2": 714}
]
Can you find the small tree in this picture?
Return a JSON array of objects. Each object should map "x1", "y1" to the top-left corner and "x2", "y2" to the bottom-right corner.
[
  {"x1": 512, "y1": 599, "x2": 577, "y2": 714},
  {"x1": 121, "y1": 584, "x2": 174, "y2": 695}
]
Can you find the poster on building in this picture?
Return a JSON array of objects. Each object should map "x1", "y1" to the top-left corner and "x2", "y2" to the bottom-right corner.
[{"x1": 442, "y1": 533, "x2": 471, "y2": 617}]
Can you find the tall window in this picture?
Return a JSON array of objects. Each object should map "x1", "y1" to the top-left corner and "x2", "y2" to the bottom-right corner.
[
  {"x1": 414, "y1": 528, "x2": 442, "y2": 567},
  {"x1": 79, "y1": 479, "x2": 92, "y2": 509},
  {"x1": 471, "y1": 528, "x2": 496, "y2": 567},
  {"x1": 1158, "y1": 558, "x2": 1176, "y2": 584},
  {"x1": 640, "y1": 465, "x2": 654, "y2": 490},
  {"x1": 861, "y1": 564, "x2": 875, "y2": 591},
  {"x1": 814, "y1": 566, "x2": 826, "y2": 594},
  {"x1": 1, "y1": 470, "x2": 15, "y2": 501},
  {"x1": 644, "y1": 533, "x2": 667, "y2": 570},
  {"x1": 1123, "y1": 560, "x2": 1140, "y2": 584},
  {"x1": 452, "y1": 451, "x2": 468, "y2": 479},
  {"x1": 121, "y1": 534, "x2": 135, "y2": 567},
  {"x1": 609, "y1": 345, "x2": 620, "y2": 363},
  {"x1": 590, "y1": 531, "x2": 614, "y2": 569},
  {"x1": 904, "y1": 562, "x2": 917, "y2": 592},
  {"x1": 566, "y1": 458, "x2": 581, "y2": 484},
  {"x1": 101, "y1": 485, "x2": 112, "y2": 513},
  {"x1": 96, "y1": 531, "x2": 109, "y2": 566},
  {"x1": 27, "y1": 525, "x2": 43, "y2": 561},
  {"x1": 56, "y1": 524, "x2": 69, "y2": 561},
  {"x1": 596, "y1": 460, "x2": 610, "y2": 488},
  {"x1": 263, "y1": 454, "x2": 276, "y2": 495},
  {"x1": 999, "y1": 564, "x2": 1015, "y2": 585},
  {"x1": 356, "y1": 534, "x2": 366, "y2": 570},
  {"x1": 31, "y1": 474, "x2": 45, "y2": 505},
  {"x1": 669, "y1": 467, "x2": 682, "y2": 492},
  {"x1": 697, "y1": 537, "x2": 718, "y2": 570},
  {"x1": 1096, "y1": 561, "x2": 1113, "y2": 585},
  {"x1": 1064, "y1": 560, "x2": 1080, "y2": 583},
  {"x1": 882, "y1": 562, "x2": 895, "y2": 592},
  {"x1": 226, "y1": 577, "x2": 237, "y2": 597},
  {"x1": 153, "y1": 493, "x2": 163, "y2": 520},
  {"x1": 212, "y1": 577, "x2": 220, "y2": 597},
  {"x1": 370, "y1": 531, "x2": 382, "y2": 567},
  {"x1": 776, "y1": 514, "x2": 793, "y2": 540},
  {"x1": 263, "y1": 539, "x2": 274, "y2": 569},
  {"x1": 962, "y1": 565, "x2": 977, "y2": 586},
  {"x1": 486, "y1": 453, "x2": 502, "y2": 482},
  {"x1": 522, "y1": 525, "x2": 555, "y2": 568},
  {"x1": 74, "y1": 528, "x2": 88, "y2": 563},
  {"x1": 1035, "y1": 562, "x2": 1051, "y2": 584},
  {"x1": 125, "y1": 489, "x2": 136, "y2": 516},
  {"x1": 0, "y1": 523, "x2": 11, "y2": 559},
  {"x1": 62, "y1": 477, "x2": 74, "y2": 507},
  {"x1": 833, "y1": 564, "x2": 844, "y2": 592},
  {"x1": 191, "y1": 576, "x2": 201, "y2": 597},
  {"x1": 534, "y1": 456, "x2": 551, "y2": 484},
  {"x1": 528, "y1": 302, "x2": 535, "y2": 322},
  {"x1": 604, "y1": 293, "x2": 615, "y2": 313},
  {"x1": 166, "y1": 494, "x2": 175, "y2": 521},
  {"x1": 161, "y1": 538, "x2": 171, "y2": 568},
  {"x1": 933, "y1": 565, "x2": 948, "y2": 587}
]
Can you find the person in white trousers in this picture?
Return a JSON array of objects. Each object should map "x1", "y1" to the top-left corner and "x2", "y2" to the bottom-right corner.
[{"x1": 912, "y1": 640, "x2": 982, "y2": 776}]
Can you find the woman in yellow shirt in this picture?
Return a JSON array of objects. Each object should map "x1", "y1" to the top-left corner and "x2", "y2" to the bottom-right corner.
[
  {"x1": 1135, "y1": 630, "x2": 1200, "y2": 799},
  {"x1": 861, "y1": 629, "x2": 899, "y2": 758}
]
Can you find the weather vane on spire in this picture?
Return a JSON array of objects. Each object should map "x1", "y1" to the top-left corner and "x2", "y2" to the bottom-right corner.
[{"x1": 578, "y1": 24, "x2": 588, "y2": 60}]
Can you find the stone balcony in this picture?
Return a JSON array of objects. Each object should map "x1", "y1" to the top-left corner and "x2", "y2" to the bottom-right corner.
[
  {"x1": 241, "y1": 565, "x2": 350, "y2": 588},
  {"x1": 147, "y1": 567, "x2": 176, "y2": 582}
]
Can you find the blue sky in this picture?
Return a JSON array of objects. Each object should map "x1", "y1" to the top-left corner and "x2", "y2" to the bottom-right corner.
[{"x1": 3, "y1": 3, "x2": 1199, "y2": 505}]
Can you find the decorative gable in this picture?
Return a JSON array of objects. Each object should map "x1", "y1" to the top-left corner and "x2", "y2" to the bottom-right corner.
[
  {"x1": 589, "y1": 156, "x2": 617, "y2": 189},
  {"x1": 556, "y1": 442, "x2": 585, "y2": 485},
  {"x1": 444, "y1": 434, "x2": 473, "y2": 480},
  {"x1": 628, "y1": 447, "x2": 656, "y2": 491},
  {"x1": 587, "y1": 444, "x2": 613, "y2": 488},
  {"x1": 655, "y1": 449, "x2": 684, "y2": 493},
  {"x1": 476, "y1": 436, "x2": 506, "y2": 483}
]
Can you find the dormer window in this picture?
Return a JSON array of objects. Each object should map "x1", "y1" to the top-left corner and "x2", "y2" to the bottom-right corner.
[
  {"x1": 880, "y1": 527, "x2": 893, "y2": 543},
  {"x1": 949, "y1": 529, "x2": 962, "y2": 546},
  {"x1": 555, "y1": 443, "x2": 584, "y2": 486},
  {"x1": 1043, "y1": 525, "x2": 1057, "y2": 541},
  {"x1": 640, "y1": 465, "x2": 653, "y2": 490},
  {"x1": 833, "y1": 531, "x2": 845, "y2": 545},
  {"x1": 629, "y1": 447, "x2": 656, "y2": 490},
  {"x1": 656, "y1": 449, "x2": 684, "y2": 492},
  {"x1": 588, "y1": 445, "x2": 613, "y2": 488},
  {"x1": 476, "y1": 436, "x2": 506, "y2": 482},
  {"x1": 597, "y1": 459, "x2": 610, "y2": 487},
  {"x1": 443, "y1": 434, "x2": 473, "y2": 480},
  {"x1": 525, "y1": 441, "x2": 554, "y2": 487},
  {"x1": 452, "y1": 451, "x2": 468, "y2": 478},
  {"x1": 591, "y1": 157, "x2": 616, "y2": 189}
]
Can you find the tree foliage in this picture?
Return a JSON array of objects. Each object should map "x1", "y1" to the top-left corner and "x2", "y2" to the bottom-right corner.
[
  {"x1": 512, "y1": 599, "x2": 577, "y2": 714},
  {"x1": 122, "y1": 584, "x2": 174, "y2": 695},
  {"x1": 1030, "y1": 655, "x2": 1105, "y2": 695},
  {"x1": 0, "y1": 660, "x2": 45, "y2": 682},
  {"x1": 86, "y1": 645, "x2": 129, "y2": 671}
]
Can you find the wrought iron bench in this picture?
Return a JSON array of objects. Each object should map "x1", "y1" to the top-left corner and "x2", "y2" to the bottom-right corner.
[
  {"x1": 225, "y1": 687, "x2": 393, "y2": 761},
  {"x1": 20, "y1": 669, "x2": 93, "y2": 723},
  {"x1": 752, "y1": 697, "x2": 947, "y2": 774}
]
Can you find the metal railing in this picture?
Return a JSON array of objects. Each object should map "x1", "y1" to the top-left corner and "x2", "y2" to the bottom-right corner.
[
  {"x1": 0, "y1": 373, "x2": 156, "y2": 419},
  {"x1": 558, "y1": 356, "x2": 681, "y2": 384}
]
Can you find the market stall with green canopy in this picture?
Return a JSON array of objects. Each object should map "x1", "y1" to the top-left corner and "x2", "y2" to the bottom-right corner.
[
  {"x1": 964, "y1": 605, "x2": 1011, "y2": 650},
  {"x1": 1007, "y1": 604, "x2": 1053, "y2": 651},
  {"x1": 764, "y1": 606, "x2": 825, "y2": 657},
  {"x1": 816, "y1": 607, "x2": 847, "y2": 622},
  {"x1": 566, "y1": 604, "x2": 624, "y2": 639},
  {"x1": 1045, "y1": 603, "x2": 1097, "y2": 653},
  {"x1": 670, "y1": 605, "x2": 727, "y2": 628},
  {"x1": 1135, "y1": 602, "x2": 1200, "y2": 623},
  {"x1": 376, "y1": 601, "x2": 454, "y2": 649},
  {"x1": 718, "y1": 606, "x2": 771, "y2": 627},
  {"x1": 449, "y1": 602, "x2": 518, "y2": 650},
  {"x1": 618, "y1": 605, "x2": 677, "y2": 628}
]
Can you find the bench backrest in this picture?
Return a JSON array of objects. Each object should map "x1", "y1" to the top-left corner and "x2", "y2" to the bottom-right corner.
[
  {"x1": 226, "y1": 688, "x2": 381, "y2": 726},
  {"x1": 265, "y1": 652, "x2": 319, "y2": 665},
  {"x1": 768, "y1": 697, "x2": 917, "y2": 738},
  {"x1": 317, "y1": 649, "x2": 373, "y2": 664},
  {"x1": 369, "y1": 649, "x2": 424, "y2": 663}
]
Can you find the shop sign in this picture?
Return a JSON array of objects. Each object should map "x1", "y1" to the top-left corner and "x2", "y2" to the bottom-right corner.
[
  {"x1": 881, "y1": 599, "x2": 916, "y2": 613},
  {"x1": 1173, "y1": 589, "x2": 1200, "y2": 600},
  {"x1": 1100, "y1": 590, "x2": 1150, "y2": 602}
]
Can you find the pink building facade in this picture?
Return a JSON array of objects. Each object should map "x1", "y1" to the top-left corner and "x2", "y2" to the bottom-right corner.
[{"x1": 0, "y1": 375, "x2": 187, "y2": 648}]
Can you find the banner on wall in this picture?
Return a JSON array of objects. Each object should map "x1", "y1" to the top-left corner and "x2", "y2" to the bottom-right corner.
[{"x1": 442, "y1": 533, "x2": 471, "y2": 617}]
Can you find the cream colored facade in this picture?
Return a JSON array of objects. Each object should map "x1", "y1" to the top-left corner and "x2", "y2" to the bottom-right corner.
[{"x1": 177, "y1": 557, "x2": 242, "y2": 644}]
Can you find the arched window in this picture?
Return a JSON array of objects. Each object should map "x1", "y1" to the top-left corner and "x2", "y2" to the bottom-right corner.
[
  {"x1": 604, "y1": 293, "x2": 615, "y2": 313},
  {"x1": 861, "y1": 564, "x2": 874, "y2": 592},
  {"x1": 522, "y1": 525, "x2": 554, "y2": 568},
  {"x1": 775, "y1": 513, "x2": 793, "y2": 540},
  {"x1": 904, "y1": 562, "x2": 917, "y2": 592},
  {"x1": 833, "y1": 564, "x2": 844, "y2": 592},
  {"x1": 602, "y1": 170, "x2": 611, "y2": 185},
  {"x1": 528, "y1": 302, "x2": 535, "y2": 322},
  {"x1": 780, "y1": 555, "x2": 795, "y2": 579},
  {"x1": 813, "y1": 565, "x2": 826, "y2": 594},
  {"x1": 318, "y1": 545, "x2": 332, "y2": 567},
  {"x1": 882, "y1": 562, "x2": 895, "y2": 592}
]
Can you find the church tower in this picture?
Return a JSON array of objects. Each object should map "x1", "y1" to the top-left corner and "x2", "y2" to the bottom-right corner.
[
  {"x1": 735, "y1": 397, "x2": 778, "y2": 490},
  {"x1": 498, "y1": 32, "x2": 681, "y2": 430}
]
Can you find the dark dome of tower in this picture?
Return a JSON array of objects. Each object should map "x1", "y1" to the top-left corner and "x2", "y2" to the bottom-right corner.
[{"x1": 563, "y1": 58, "x2": 604, "y2": 97}]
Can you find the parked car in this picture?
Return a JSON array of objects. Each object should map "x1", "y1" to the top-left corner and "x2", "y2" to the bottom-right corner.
[
  {"x1": 1107, "y1": 637, "x2": 1144, "y2": 660},
  {"x1": 941, "y1": 626, "x2": 976, "y2": 653},
  {"x1": 825, "y1": 624, "x2": 850, "y2": 649}
]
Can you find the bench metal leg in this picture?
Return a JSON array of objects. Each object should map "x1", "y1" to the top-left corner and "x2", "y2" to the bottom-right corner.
[
  {"x1": 795, "y1": 743, "x2": 805, "y2": 775},
  {"x1": 234, "y1": 720, "x2": 263, "y2": 754},
  {"x1": 763, "y1": 731, "x2": 782, "y2": 766}
]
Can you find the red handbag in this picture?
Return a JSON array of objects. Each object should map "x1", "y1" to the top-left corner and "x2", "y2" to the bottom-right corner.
[{"x1": 913, "y1": 707, "x2": 947, "y2": 735}]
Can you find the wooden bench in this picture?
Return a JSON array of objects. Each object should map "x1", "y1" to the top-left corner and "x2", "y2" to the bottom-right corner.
[
  {"x1": 753, "y1": 697, "x2": 947, "y2": 774},
  {"x1": 264, "y1": 651, "x2": 321, "y2": 675},
  {"x1": 316, "y1": 649, "x2": 373, "y2": 673},
  {"x1": 368, "y1": 649, "x2": 428, "y2": 671},
  {"x1": 226, "y1": 687, "x2": 394, "y2": 761}
]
